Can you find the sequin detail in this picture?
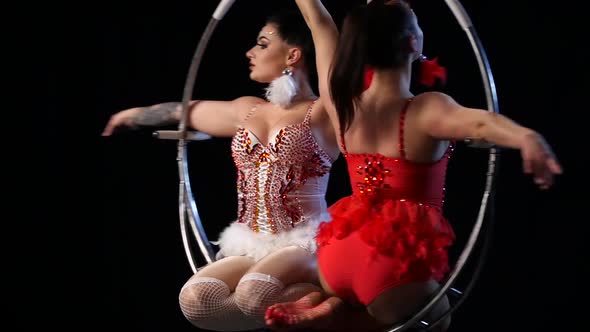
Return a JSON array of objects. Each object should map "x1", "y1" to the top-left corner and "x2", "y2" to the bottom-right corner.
[
  {"x1": 231, "y1": 104, "x2": 332, "y2": 234},
  {"x1": 355, "y1": 155, "x2": 392, "y2": 196}
]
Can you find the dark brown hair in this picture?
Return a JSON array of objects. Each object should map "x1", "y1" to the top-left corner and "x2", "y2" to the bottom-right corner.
[{"x1": 330, "y1": 0, "x2": 416, "y2": 132}]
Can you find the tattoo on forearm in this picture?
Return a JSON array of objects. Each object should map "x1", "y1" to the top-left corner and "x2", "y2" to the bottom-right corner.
[{"x1": 132, "y1": 102, "x2": 180, "y2": 127}]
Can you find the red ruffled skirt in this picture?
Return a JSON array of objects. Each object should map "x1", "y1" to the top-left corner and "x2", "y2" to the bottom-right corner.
[{"x1": 317, "y1": 196, "x2": 455, "y2": 283}]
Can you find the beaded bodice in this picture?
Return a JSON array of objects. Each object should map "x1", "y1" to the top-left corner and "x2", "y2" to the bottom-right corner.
[
  {"x1": 231, "y1": 102, "x2": 333, "y2": 234},
  {"x1": 342, "y1": 98, "x2": 453, "y2": 209},
  {"x1": 345, "y1": 152, "x2": 451, "y2": 208}
]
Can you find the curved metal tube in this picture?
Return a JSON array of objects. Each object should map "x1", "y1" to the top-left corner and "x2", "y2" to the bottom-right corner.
[
  {"x1": 385, "y1": 1, "x2": 500, "y2": 330},
  {"x1": 173, "y1": 0, "x2": 237, "y2": 272},
  {"x1": 177, "y1": 18, "x2": 220, "y2": 270}
]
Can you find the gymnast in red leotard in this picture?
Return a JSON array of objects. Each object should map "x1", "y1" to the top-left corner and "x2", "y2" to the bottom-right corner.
[
  {"x1": 316, "y1": 97, "x2": 455, "y2": 307},
  {"x1": 265, "y1": 1, "x2": 562, "y2": 332}
]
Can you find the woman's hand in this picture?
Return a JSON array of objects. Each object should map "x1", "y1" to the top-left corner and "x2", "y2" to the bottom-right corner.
[
  {"x1": 519, "y1": 132, "x2": 563, "y2": 189},
  {"x1": 102, "y1": 107, "x2": 144, "y2": 136}
]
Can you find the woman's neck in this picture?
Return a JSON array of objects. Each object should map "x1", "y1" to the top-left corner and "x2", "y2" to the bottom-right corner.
[
  {"x1": 368, "y1": 62, "x2": 413, "y2": 99},
  {"x1": 291, "y1": 70, "x2": 317, "y2": 101},
  {"x1": 265, "y1": 69, "x2": 317, "y2": 109}
]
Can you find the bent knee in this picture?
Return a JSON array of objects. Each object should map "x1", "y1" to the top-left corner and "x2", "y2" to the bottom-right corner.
[
  {"x1": 424, "y1": 295, "x2": 451, "y2": 332},
  {"x1": 178, "y1": 280, "x2": 230, "y2": 320},
  {"x1": 234, "y1": 279, "x2": 278, "y2": 318},
  {"x1": 367, "y1": 281, "x2": 450, "y2": 327}
]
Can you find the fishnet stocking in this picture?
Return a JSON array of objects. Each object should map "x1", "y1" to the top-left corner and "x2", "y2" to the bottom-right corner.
[{"x1": 178, "y1": 277, "x2": 262, "y2": 331}]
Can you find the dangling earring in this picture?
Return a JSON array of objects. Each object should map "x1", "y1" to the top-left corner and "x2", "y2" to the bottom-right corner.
[
  {"x1": 265, "y1": 68, "x2": 298, "y2": 108},
  {"x1": 417, "y1": 54, "x2": 447, "y2": 87}
]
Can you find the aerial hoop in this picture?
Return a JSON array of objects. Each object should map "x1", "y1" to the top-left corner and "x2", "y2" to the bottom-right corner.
[
  {"x1": 154, "y1": 1, "x2": 499, "y2": 330},
  {"x1": 154, "y1": 0, "x2": 237, "y2": 272},
  {"x1": 384, "y1": 0, "x2": 499, "y2": 330}
]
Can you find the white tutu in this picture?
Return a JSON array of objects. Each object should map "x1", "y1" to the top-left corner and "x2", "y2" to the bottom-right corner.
[{"x1": 213, "y1": 212, "x2": 331, "y2": 262}]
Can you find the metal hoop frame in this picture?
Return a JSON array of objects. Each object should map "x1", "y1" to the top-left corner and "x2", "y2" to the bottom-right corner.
[{"x1": 154, "y1": 0, "x2": 499, "y2": 330}]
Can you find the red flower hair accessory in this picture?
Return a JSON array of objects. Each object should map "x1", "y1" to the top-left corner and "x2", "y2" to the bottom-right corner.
[
  {"x1": 364, "y1": 65, "x2": 375, "y2": 91},
  {"x1": 418, "y1": 55, "x2": 447, "y2": 87}
]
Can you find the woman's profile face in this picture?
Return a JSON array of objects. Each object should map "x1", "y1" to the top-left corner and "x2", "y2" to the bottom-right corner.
[
  {"x1": 245, "y1": 24, "x2": 291, "y2": 83},
  {"x1": 410, "y1": 12, "x2": 424, "y2": 60}
]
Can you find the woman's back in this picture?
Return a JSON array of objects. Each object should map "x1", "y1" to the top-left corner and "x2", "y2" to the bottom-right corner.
[
  {"x1": 342, "y1": 91, "x2": 450, "y2": 164},
  {"x1": 339, "y1": 95, "x2": 452, "y2": 207}
]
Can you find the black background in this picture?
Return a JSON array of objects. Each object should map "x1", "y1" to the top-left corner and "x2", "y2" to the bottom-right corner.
[{"x1": 22, "y1": 0, "x2": 586, "y2": 331}]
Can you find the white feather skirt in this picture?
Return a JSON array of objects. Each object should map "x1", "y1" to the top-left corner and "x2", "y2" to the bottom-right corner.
[{"x1": 213, "y1": 212, "x2": 332, "y2": 262}]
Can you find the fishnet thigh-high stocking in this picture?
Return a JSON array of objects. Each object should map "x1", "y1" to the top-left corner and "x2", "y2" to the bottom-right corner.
[
  {"x1": 235, "y1": 272, "x2": 322, "y2": 322},
  {"x1": 178, "y1": 277, "x2": 263, "y2": 331}
]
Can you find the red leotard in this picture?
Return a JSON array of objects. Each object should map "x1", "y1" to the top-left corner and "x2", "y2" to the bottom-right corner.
[{"x1": 316, "y1": 98, "x2": 456, "y2": 305}]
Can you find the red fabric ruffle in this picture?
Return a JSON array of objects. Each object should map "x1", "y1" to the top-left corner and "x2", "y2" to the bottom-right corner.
[{"x1": 317, "y1": 196, "x2": 455, "y2": 281}]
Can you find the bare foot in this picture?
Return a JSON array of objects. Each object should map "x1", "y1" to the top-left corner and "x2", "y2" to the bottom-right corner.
[{"x1": 265, "y1": 293, "x2": 336, "y2": 331}]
